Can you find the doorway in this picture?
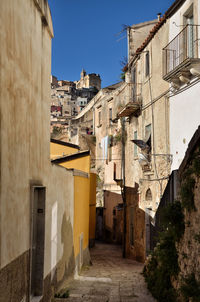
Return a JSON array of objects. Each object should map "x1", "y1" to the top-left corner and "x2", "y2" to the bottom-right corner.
[{"x1": 30, "y1": 186, "x2": 46, "y2": 299}]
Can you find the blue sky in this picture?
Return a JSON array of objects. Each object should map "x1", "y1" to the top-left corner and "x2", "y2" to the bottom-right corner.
[{"x1": 48, "y1": 0, "x2": 174, "y2": 88}]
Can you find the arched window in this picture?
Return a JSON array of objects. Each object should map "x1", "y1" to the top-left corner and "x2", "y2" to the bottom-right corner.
[{"x1": 146, "y1": 188, "x2": 152, "y2": 202}]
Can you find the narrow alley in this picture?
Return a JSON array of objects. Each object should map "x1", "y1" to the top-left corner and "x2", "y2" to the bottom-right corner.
[
  {"x1": 2, "y1": 1, "x2": 200, "y2": 302},
  {"x1": 56, "y1": 243, "x2": 155, "y2": 302}
]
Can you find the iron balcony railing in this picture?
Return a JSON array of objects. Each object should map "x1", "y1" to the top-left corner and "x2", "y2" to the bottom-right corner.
[{"x1": 163, "y1": 24, "x2": 200, "y2": 77}]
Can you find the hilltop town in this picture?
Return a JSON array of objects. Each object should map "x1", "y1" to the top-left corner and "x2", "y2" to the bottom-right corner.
[{"x1": 50, "y1": 70, "x2": 101, "y2": 139}]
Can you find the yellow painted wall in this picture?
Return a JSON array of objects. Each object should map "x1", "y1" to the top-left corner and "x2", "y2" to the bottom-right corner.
[
  {"x1": 73, "y1": 176, "x2": 90, "y2": 258},
  {"x1": 89, "y1": 173, "x2": 96, "y2": 241},
  {"x1": 51, "y1": 150, "x2": 92, "y2": 261},
  {"x1": 50, "y1": 142, "x2": 78, "y2": 159},
  {"x1": 59, "y1": 156, "x2": 90, "y2": 174}
]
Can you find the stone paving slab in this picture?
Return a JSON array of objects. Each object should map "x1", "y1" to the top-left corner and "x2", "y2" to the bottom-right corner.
[{"x1": 54, "y1": 243, "x2": 156, "y2": 302}]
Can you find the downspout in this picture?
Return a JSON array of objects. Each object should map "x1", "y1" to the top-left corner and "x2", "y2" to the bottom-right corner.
[
  {"x1": 93, "y1": 108, "x2": 95, "y2": 135},
  {"x1": 127, "y1": 27, "x2": 130, "y2": 63},
  {"x1": 121, "y1": 117, "x2": 126, "y2": 258}
]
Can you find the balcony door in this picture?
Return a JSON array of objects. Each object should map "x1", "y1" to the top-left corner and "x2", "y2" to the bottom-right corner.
[
  {"x1": 187, "y1": 16, "x2": 194, "y2": 58},
  {"x1": 132, "y1": 66, "x2": 136, "y2": 100}
]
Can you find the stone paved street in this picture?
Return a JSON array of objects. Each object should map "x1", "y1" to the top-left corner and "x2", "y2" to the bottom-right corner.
[{"x1": 61, "y1": 243, "x2": 156, "y2": 302}]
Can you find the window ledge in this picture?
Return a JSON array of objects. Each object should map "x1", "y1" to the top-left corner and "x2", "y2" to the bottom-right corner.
[
  {"x1": 143, "y1": 170, "x2": 154, "y2": 176},
  {"x1": 30, "y1": 296, "x2": 43, "y2": 302}
]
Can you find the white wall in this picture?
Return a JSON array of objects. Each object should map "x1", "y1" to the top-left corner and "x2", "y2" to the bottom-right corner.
[
  {"x1": 170, "y1": 82, "x2": 200, "y2": 171},
  {"x1": 169, "y1": 0, "x2": 200, "y2": 171}
]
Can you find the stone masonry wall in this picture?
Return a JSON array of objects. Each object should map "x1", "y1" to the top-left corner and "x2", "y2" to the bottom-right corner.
[{"x1": 174, "y1": 139, "x2": 200, "y2": 298}]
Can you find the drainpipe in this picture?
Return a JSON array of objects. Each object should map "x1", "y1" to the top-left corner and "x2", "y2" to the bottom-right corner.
[
  {"x1": 93, "y1": 108, "x2": 95, "y2": 135},
  {"x1": 127, "y1": 27, "x2": 130, "y2": 63},
  {"x1": 121, "y1": 117, "x2": 126, "y2": 258}
]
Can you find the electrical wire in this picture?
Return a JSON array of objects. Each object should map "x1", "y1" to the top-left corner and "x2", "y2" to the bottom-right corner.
[
  {"x1": 148, "y1": 76, "x2": 163, "y2": 196},
  {"x1": 141, "y1": 77, "x2": 200, "y2": 111}
]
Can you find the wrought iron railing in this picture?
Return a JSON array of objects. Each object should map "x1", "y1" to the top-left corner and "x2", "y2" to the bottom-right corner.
[
  {"x1": 163, "y1": 24, "x2": 200, "y2": 77},
  {"x1": 130, "y1": 82, "x2": 142, "y2": 103}
]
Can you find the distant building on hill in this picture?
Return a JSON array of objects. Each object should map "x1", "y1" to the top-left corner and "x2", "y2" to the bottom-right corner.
[{"x1": 50, "y1": 70, "x2": 101, "y2": 137}]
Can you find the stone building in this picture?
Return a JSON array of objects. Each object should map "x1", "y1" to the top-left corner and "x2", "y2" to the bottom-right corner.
[
  {"x1": 65, "y1": 18, "x2": 164, "y2": 256},
  {"x1": 50, "y1": 71, "x2": 101, "y2": 137},
  {"x1": 94, "y1": 82, "x2": 126, "y2": 209},
  {"x1": 76, "y1": 69, "x2": 101, "y2": 91},
  {"x1": 127, "y1": 19, "x2": 157, "y2": 61},
  {"x1": 121, "y1": 0, "x2": 200, "y2": 258},
  {"x1": 164, "y1": 0, "x2": 200, "y2": 172}
]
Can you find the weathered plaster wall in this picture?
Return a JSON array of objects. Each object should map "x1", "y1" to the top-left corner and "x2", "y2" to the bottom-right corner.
[
  {"x1": 0, "y1": 1, "x2": 76, "y2": 301},
  {"x1": 125, "y1": 186, "x2": 145, "y2": 262},
  {"x1": 129, "y1": 19, "x2": 157, "y2": 59},
  {"x1": 45, "y1": 165, "x2": 74, "y2": 284},
  {"x1": 125, "y1": 20, "x2": 170, "y2": 214},
  {"x1": 73, "y1": 175, "x2": 90, "y2": 267},
  {"x1": 94, "y1": 83, "x2": 126, "y2": 206},
  {"x1": 89, "y1": 173, "x2": 97, "y2": 246},
  {"x1": 104, "y1": 190, "x2": 123, "y2": 231},
  {"x1": 0, "y1": 0, "x2": 53, "y2": 269}
]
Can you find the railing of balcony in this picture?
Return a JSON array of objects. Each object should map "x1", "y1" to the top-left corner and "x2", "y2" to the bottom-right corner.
[
  {"x1": 163, "y1": 24, "x2": 200, "y2": 77},
  {"x1": 130, "y1": 82, "x2": 142, "y2": 103}
]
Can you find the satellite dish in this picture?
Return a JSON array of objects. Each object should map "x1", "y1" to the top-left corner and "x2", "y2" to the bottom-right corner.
[
  {"x1": 138, "y1": 153, "x2": 149, "y2": 166},
  {"x1": 131, "y1": 139, "x2": 150, "y2": 152}
]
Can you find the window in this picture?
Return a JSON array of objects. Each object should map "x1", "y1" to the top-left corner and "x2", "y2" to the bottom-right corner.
[
  {"x1": 109, "y1": 108, "x2": 112, "y2": 125},
  {"x1": 145, "y1": 124, "x2": 151, "y2": 140},
  {"x1": 145, "y1": 51, "x2": 150, "y2": 77},
  {"x1": 145, "y1": 124, "x2": 151, "y2": 152},
  {"x1": 129, "y1": 207, "x2": 134, "y2": 246},
  {"x1": 134, "y1": 131, "x2": 137, "y2": 156},
  {"x1": 132, "y1": 66, "x2": 136, "y2": 98},
  {"x1": 146, "y1": 188, "x2": 152, "y2": 202},
  {"x1": 184, "y1": 8, "x2": 194, "y2": 58},
  {"x1": 98, "y1": 111, "x2": 102, "y2": 126}
]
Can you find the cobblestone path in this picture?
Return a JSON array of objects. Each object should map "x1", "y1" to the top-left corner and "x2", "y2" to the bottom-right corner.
[{"x1": 60, "y1": 243, "x2": 156, "y2": 302}]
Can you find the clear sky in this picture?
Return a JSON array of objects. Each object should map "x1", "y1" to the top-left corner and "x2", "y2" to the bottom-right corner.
[{"x1": 48, "y1": 0, "x2": 174, "y2": 88}]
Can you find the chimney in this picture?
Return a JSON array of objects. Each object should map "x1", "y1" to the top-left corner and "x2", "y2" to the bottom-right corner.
[{"x1": 157, "y1": 13, "x2": 161, "y2": 21}]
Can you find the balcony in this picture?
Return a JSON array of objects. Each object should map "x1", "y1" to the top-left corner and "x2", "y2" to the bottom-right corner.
[
  {"x1": 163, "y1": 24, "x2": 200, "y2": 86},
  {"x1": 118, "y1": 92, "x2": 142, "y2": 118}
]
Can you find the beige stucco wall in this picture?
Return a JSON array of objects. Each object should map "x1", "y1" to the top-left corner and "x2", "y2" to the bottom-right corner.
[
  {"x1": 128, "y1": 19, "x2": 157, "y2": 59},
  {"x1": 0, "y1": 0, "x2": 51, "y2": 268},
  {"x1": 0, "y1": 0, "x2": 75, "y2": 291},
  {"x1": 44, "y1": 165, "x2": 74, "y2": 280},
  {"x1": 125, "y1": 20, "x2": 170, "y2": 213},
  {"x1": 94, "y1": 83, "x2": 126, "y2": 206}
]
